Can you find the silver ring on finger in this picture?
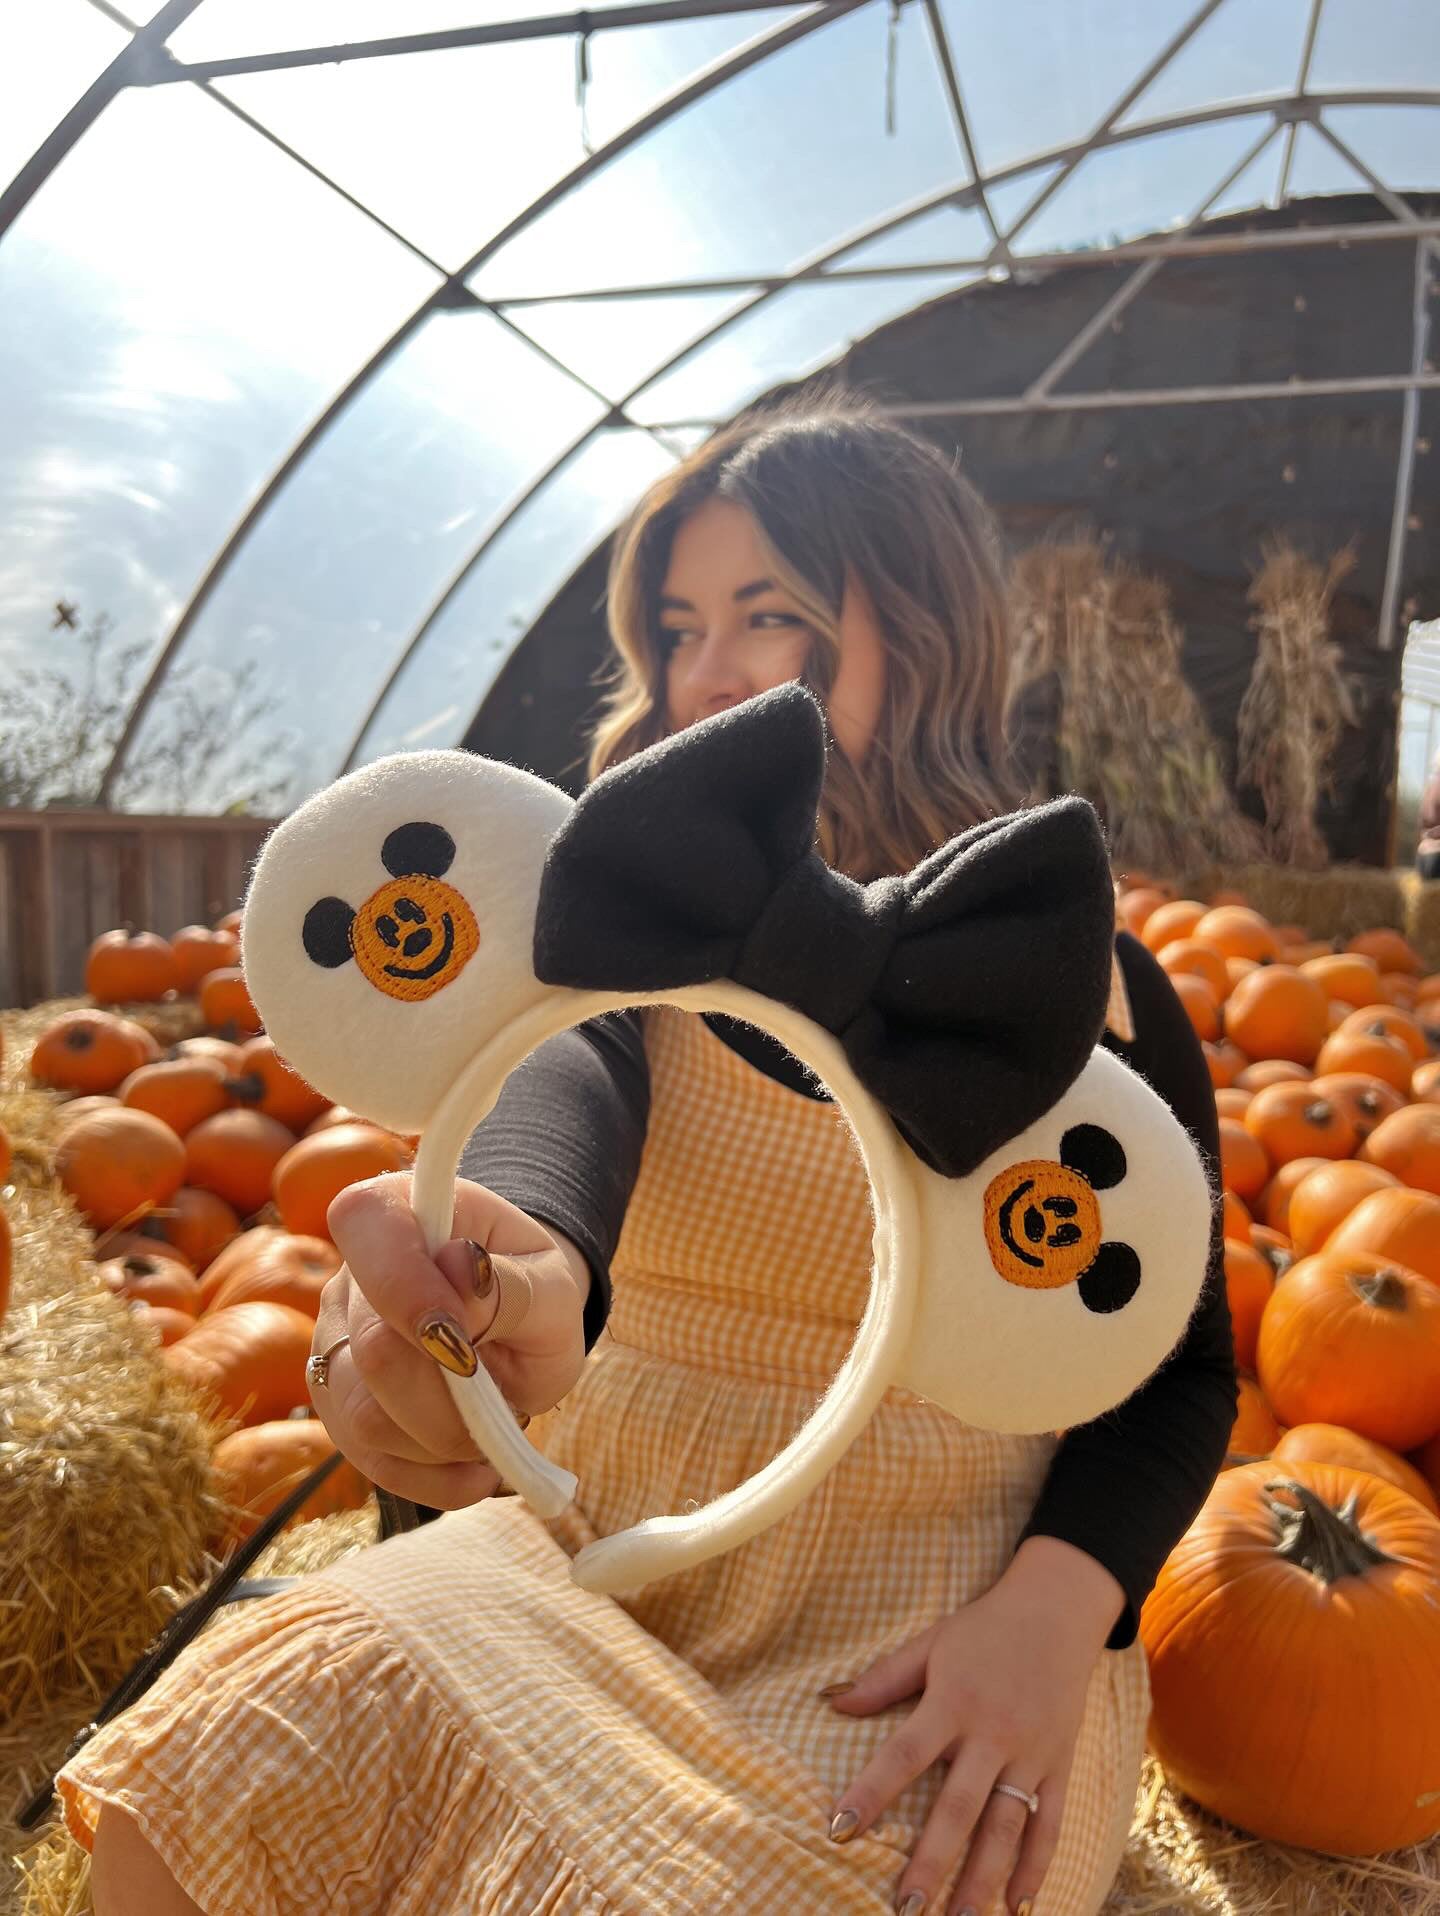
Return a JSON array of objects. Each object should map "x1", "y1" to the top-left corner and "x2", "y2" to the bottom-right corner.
[
  {"x1": 306, "y1": 1335, "x2": 351, "y2": 1390},
  {"x1": 991, "y1": 1781, "x2": 1040, "y2": 1816}
]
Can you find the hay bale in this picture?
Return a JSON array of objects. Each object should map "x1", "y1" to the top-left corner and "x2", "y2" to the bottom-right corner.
[
  {"x1": 1405, "y1": 875, "x2": 1440, "y2": 972},
  {"x1": 1172, "y1": 861, "x2": 1410, "y2": 943}
]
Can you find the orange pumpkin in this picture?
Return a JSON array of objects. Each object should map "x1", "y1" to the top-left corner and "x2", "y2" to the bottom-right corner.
[
  {"x1": 1288, "y1": 1160, "x2": 1401, "y2": 1258},
  {"x1": 85, "y1": 930, "x2": 179, "y2": 1004},
  {"x1": 1308, "y1": 1071, "x2": 1407, "y2": 1142},
  {"x1": 1250, "y1": 1224, "x2": 1295, "y2": 1280},
  {"x1": 1257, "y1": 1156, "x2": 1330, "y2": 1234},
  {"x1": 174, "y1": 1035, "x2": 246, "y2": 1073},
  {"x1": 196, "y1": 1227, "x2": 341, "y2": 1313},
  {"x1": 1324, "y1": 1186, "x2": 1440, "y2": 1287},
  {"x1": 271, "y1": 1125, "x2": 414, "y2": 1241},
  {"x1": 1272, "y1": 1424, "x2": 1439, "y2": 1516},
  {"x1": 1337, "y1": 1006, "x2": 1430, "y2": 1063},
  {"x1": 1116, "y1": 886, "x2": 1169, "y2": 935},
  {"x1": 53, "y1": 1095, "x2": 122, "y2": 1132},
  {"x1": 184, "y1": 1110, "x2": 295, "y2": 1217},
  {"x1": 119, "y1": 1056, "x2": 230, "y2": 1137},
  {"x1": 1225, "y1": 956, "x2": 1260, "y2": 992},
  {"x1": 1411, "y1": 1057, "x2": 1440, "y2": 1103},
  {"x1": 214, "y1": 908, "x2": 244, "y2": 937},
  {"x1": 1377, "y1": 973, "x2": 1422, "y2": 1008},
  {"x1": 1222, "y1": 1189, "x2": 1253, "y2": 1243},
  {"x1": 1214, "y1": 1087, "x2": 1252, "y2": 1120},
  {"x1": 1170, "y1": 973, "x2": 1221, "y2": 1042},
  {"x1": 1141, "y1": 899, "x2": 1208, "y2": 955},
  {"x1": 163, "y1": 1300, "x2": 316, "y2": 1425},
  {"x1": 1142, "y1": 1461, "x2": 1440, "y2": 1854},
  {"x1": 204, "y1": 1235, "x2": 343, "y2": 1319},
  {"x1": 1159, "y1": 940, "x2": 1231, "y2": 1001},
  {"x1": 1229, "y1": 1375, "x2": 1281, "y2": 1456},
  {"x1": 169, "y1": 924, "x2": 241, "y2": 993},
  {"x1": 96, "y1": 1250, "x2": 201, "y2": 1316},
  {"x1": 56, "y1": 1108, "x2": 187, "y2": 1231},
  {"x1": 30, "y1": 1011, "x2": 159, "y2": 1094},
  {"x1": 1243, "y1": 1083, "x2": 1356, "y2": 1167},
  {"x1": 1193, "y1": 905, "x2": 1280, "y2": 965},
  {"x1": 1232, "y1": 1059, "x2": 1310, "y2": 1091},
  {"x1": 1223, "y1": 966, "x2": 1329, "y2": 1066},
  {"x1": 1358, "y1": 1104, "x2": 1440, "y2": 1195},
  {"x1": 1224, "y1": 1239, "x2": 1273, "y2": 1373},
  {"x1": 210, "y1": 1418, "x2": 369, "y2": 1545},
  {"x1": 144, "y1": 1185, "x2": 241, "y2": 1272},
  {"x1": 1219, "y1": 1118, "x2": 1269, "y2": 1200},
  {"x1": 199, "y1": 967, "x2": 262, "y2": 1038},
  {"x1": 1282, "y1": 939, "x2": 1336, "y2": 966},
  {"x1": 224, "y1": 1037, "x2": 331, "y2": 1132},
  {"x1": 1347, "y1": 928, "x2": 1423, "y2": 976},
  {"x1": 1203, "y1": 1040, "x2": 1247, "y2": 1090},
  {"x1": 1312, "y1": 1028, "x2": 1413, "y2": 1095},
  {"x1": 127, "y1": 1301, "x2": 193, "y2": 1347},
  {"x1": 1257, "y1": 1250, "x2": 1440, "y2": 1449},
  {"x1": 1300, "y1": 952, "x2": 1383, "y2": 1008}
]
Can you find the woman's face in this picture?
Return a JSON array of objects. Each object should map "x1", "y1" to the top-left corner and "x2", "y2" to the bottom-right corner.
[{"x1": 659, "y1": 498, "x2": 886, "y2": 764}]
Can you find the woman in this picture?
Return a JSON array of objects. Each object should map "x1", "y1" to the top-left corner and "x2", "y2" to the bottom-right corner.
[{"x1": 70, "y1": 401, "x2": 1235, "y2": 1916}]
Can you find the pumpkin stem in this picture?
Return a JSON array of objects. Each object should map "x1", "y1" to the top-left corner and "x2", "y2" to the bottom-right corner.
[
  {"x1": 1303, "y1": 1099, "x2": 1334, "y2": 1126},
  {"x1": 224, "y1": 1072, "x2": 265, "y2": 1106},
  {"x1": 1266, "y1": 1479, "x2": 1401, "y2": 1582},
  {"x1": 62, "y1": 1028, "x2": 96, "y2": 1051},
  {"x1": 1348, "y1": 1269, "x2": 1409, "y2": 1311}
]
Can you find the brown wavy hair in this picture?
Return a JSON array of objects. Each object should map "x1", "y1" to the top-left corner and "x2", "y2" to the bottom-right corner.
[{"x1": 589, "y1": 395, "x2": 1023, "y2": 879}]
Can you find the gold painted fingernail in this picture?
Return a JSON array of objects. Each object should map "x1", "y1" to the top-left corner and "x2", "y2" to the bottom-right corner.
[
  {"x1": 418, "y1": 1312, "x2": 478, "y2": 1376},
  {"x1": 895, "y1": 1894, "x2": 926, "y2": 1915},
  {"x1": 828, "y1": 1809, "x2": 860, "y2": 1844},
  {"x1": 468, "y1": 1240, "x2": 494, "y2": 1299},
  {"x1": 818, "y1": 1681, "x2": 854, "y2": 1699}
]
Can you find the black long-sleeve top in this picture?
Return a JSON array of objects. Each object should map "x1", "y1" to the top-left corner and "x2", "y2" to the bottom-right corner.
[{"x1": 460, "y1": 929, "x2": 1237, "y2": 1649}]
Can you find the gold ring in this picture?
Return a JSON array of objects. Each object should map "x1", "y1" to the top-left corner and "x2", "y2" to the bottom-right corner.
[{"x1": 305, "y1": 1335, "x2": 350, "y2": 1390}]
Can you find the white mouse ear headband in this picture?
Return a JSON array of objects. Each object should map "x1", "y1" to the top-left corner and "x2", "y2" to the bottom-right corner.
[{"x1": 244, "y1": 686, "x2": 1210, "y2": 1595}]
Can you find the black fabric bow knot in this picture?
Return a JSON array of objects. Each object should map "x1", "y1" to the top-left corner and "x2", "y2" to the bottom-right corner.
[{"x1": 533, "y1": 684, "x2": 1115, "y2": 1179}]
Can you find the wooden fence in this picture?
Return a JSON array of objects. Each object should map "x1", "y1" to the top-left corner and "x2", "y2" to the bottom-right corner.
[{"x1": 0, "y1": 810, "x2": 277, "y2": 1009}]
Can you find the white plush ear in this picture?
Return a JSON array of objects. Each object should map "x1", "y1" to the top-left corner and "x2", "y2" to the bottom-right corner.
[
  {"x1": 897, "y1": 1047, "x2": 1213, "y2": 1431},
  {"x1": 243, "y1": 750, "x2": 573, "y2": 1137}
]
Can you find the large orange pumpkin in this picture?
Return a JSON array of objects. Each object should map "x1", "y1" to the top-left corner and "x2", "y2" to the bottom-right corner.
[
  {"x1": 210, "y1": 1419, "x2": 369, "y2": 1545},
  {"x1": 1115, "y1": 886, "x2": 1169, "y2": 935},
  {"x1": 1141, "y1": 899, "x2": 1208, "y2": 954},
  {"x1": 169, "y1": 924, "x2": 240, "y2": 993},
  {"x1": 96, "y1": 1250, "x2": 201, "y2": 1316},
  {"x1": 1256, "y1": 1251, "x2": 1440, "y2": 1450},
  {"x1": 144, "y1": 1185, "x2": 241, "y2": 1272},
  {"x1": 1159, "y1": 940, "x2": 1231, "y2": 1001},
  {"x1": 1358, "y1": 1104, "x2": 1440, "y2": 1195},
  {"x1": 1223, "y1": 1239, "x2": 1273, "y2": 1373},
  {"x1": 271, "y1": 1125, "x2": 413, "y2": 1241},
  {"x1": 183, "y1": 1110, "x2": 296, "y2": 1216},
  {"x1": 1347, "y1": 928, "x2": 1423, "y2": 976},
  {"x1": 1203, "y1": 1040, "x2": 1247, "y2": 1090},
  {"x1": 1324, "y1": 1186, "x2": 1440, "y2": 1287},
  {"x1": 1218, "y1": 1118, "x2": 1269, "y2": 1202},
  {"x1": 1223, "y1": 966, "x2": 1329, "y2": 1066},
  {"x1": 1337, "y1": 1005, "x2": 1430, "y2": 1064},
  {"x1": 1410, "y1": 1057, "x2": 1440, "y2": 1103},
  {"x1": 1170, "y1": 973, "x2": 1221, "y2": 1042},
  {"x1": 1272, "y1": 1423, "x2": 1439, "y2": 1516},
  {"x1": 127, "y1": 1301, "x2": 193, "y2": 1347},
  {"x1": 1300, "y1": 952, "x2": 1383, "y2": 1008},
  {"x1": 119, "y1": 1056, "x2": 230, "y2": 1137},
  {"x1": 204, "y1": 1235, "x2": 343, "y2": 1319},
  {"x1": 1214, "y1": 1087, "x2": 1252, "y2": 1121},
  {"x1": 1142, "y1": 1461, "x2": 1440, "y2": 1854},
  {"x1": 214, "y1": 909, "x2": 244, "y2": 937},
  {"x1": 30, "y1": 1011, "x2": 158, "y2": 1094},
  {"x1": 163, "y1": 1300, "x2": 315, "y2": 1425},
  {"x1": 174, "y1": 1035, "x2": 246, "y2": 1073},
  {"x1": 1312, "y1": 1028, "x2": 1413, "y2": 1095},
  {"x1": 196, "y1": 1227, "x2": 341, "y2": 1313},
  {"x1": 224, "y1": 1036, "x2": 331, "y2": 1132},
  {"x1": 1308, "y1": 1070, "x2": 1407, "y2": 1142},
  {"x1": 85, "y1": 930, "x2": 179, "y2": 1004},
  {"x1": 1232, "y1": 1059, "x2": 1309, "y2": 1092},
  {"x1": 1257, "y1": 1155, "x2": 1330, "y2": 1234},
  {"x1": 1221, "y1": 1189, "x2": 1252, "y2": 1243},
  {"x1": 1288, "y1": 1160, "x2": 1401, "y2": 1258},
  {"x1": 1243, "y1": 1083, "x2": 1355, "y2": 1167},
  {"x1": 1193, "y1": 905, "x2": 1280, "y2": 965},
  {"x1": 199, "y1": 967, "x2": 262, "y2": 1038},
  {"x1": 1228, "y1": 1375, "x2": 1281, "y2": 1457},
  {"x1": 56, "y1": 1108, "x2": 187, "y2": 1231}
]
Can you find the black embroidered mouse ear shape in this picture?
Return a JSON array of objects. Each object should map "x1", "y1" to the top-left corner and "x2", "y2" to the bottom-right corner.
[{"x1": 535, "y1": 683, "x2": 827, "y2": 991}]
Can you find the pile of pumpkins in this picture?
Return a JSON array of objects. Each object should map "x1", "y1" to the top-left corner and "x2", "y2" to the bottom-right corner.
[
  {"x1": 27, "y1": 921, "x2": 388, "y2": 1541},
  {"x1": 1121, "y1": 885, "x2": 1440, "y2": 1858}
]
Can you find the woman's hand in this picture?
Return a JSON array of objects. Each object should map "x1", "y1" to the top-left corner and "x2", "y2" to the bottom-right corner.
[
  {"x1": 308, "y1": 1173, "x2": 590, "y2": 1508},
  {"x1": 824, "y1": 1538, "x2": 1125, "y2": 1916}
]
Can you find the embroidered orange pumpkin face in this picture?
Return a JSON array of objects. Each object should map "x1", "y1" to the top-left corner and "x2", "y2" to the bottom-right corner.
[
  {"x1": 983, "y1": 1123, "x2": 1142, "y2": 1315},
  {"x1": 301, "y1": 821, "x2": 479, "y2": 1002}
]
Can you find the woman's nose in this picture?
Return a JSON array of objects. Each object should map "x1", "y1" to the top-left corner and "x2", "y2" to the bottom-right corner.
[{"x1": 678, "y1": 631, "x2": 749, "y2": 708}]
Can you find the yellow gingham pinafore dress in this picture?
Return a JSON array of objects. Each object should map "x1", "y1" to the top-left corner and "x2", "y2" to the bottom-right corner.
[{"x1": 59, "y1": 1008, "x2": 1149, "y2": 1915}]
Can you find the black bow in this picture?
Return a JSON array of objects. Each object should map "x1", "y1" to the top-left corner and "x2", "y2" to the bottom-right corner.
[{"x1": 533, "y1": 685, "x2": 1114, "y2": 1179}]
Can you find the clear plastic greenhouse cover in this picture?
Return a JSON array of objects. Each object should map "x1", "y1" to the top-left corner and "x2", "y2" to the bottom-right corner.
[{"x1": 2, "y1": 0, "x2": 1437, "y2": 815}]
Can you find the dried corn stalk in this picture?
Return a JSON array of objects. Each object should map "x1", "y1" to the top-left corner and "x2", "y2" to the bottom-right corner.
[
  {"x1": 1007, "y1": 538, "x2": 1263, "y2": 873},
  {"x1": 1236, "y1": 541, "x2": 1358, "y2": 870}
]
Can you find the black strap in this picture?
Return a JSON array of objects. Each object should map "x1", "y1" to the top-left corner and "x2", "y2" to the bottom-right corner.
[{"x1": 18, "y1": 1449, "x2": 349, "y2": 1830}]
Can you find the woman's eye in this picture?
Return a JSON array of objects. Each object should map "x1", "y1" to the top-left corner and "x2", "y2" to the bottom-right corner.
[
  {"x1": 751, "y1": 612, "x2": 804, "y2": 631},
  {"x1": 659, "y1": 628, "x2": 698, "y2": 653}
]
